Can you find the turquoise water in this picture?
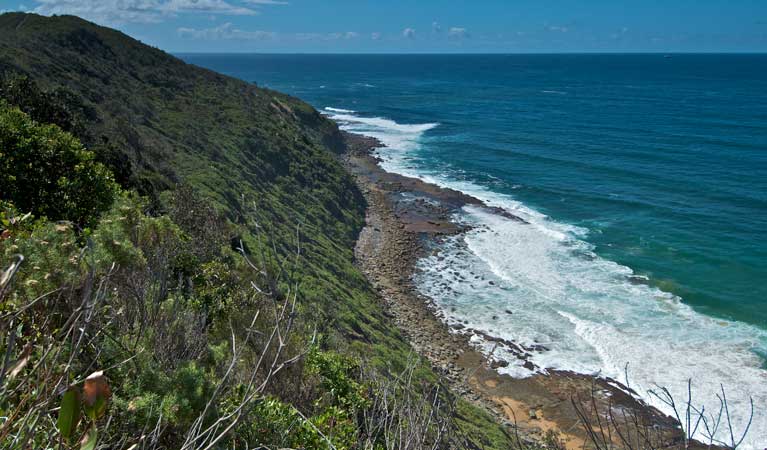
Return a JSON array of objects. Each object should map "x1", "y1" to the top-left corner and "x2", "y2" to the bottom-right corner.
[{"x1": 181, "y1": 54, "x2": 767, "y2": 446}]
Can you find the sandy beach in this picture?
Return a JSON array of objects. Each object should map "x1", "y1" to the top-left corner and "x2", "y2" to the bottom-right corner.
[{"x1": 340, "y1": 131, "x2": 696, "y2": 449}]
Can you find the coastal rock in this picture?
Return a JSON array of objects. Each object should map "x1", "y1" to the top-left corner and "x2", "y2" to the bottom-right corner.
[
  {"x1": 490, "y1": 359, "x2": 510, "y2": 369},
  {"x1": 341, "y1": 129, "x2": 684, "y2": 449}
]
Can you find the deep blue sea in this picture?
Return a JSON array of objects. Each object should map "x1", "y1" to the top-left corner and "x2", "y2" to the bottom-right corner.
[{"x1": 180, "y1": 54, "x2": 767, "y2": 447}]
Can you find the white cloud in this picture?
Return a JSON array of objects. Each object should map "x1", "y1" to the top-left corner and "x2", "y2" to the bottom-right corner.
[
  {"x1": 448, "y1": 27, "x2": 468, "y2": 39},
  {"x1": 402, "y1": 27, "x2": 415, "y2": 39},
  {"x1": 29, "y1": 0, "x2": 285, "y2": 25},
  {"x1": 371, "y1": 32, "x2": 381, "y2": 40},
  {"x1": 161, "y1": 0, "x2": 256, "y2": 15},
  {"x1": 177, "y1": 22, "x2": 274, "y2": 40},
  {"x1": 325, "y1": 32, "x2": 358, "y2": 40},
  {"x1": 291, "y1": 31, "x2": 361, "y2": 42},
  {"x1": 548, "y1": 25, "x2": 569, "y2": 33},
  {"x1": 294, "y1": 32, "x2": 320, "y2": 41},
  {"x1": 432, "y1": 21, "x2": 441, "y2": 33},
  {"x1": 32, "y1": 0, "x2": 164, "y2": 24},
  {"x1": 611, "y1": 27, "x2": 630, "y2": 39}
]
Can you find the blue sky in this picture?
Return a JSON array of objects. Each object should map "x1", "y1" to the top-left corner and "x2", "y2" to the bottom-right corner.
[{"x1": 1, "y1": 0, "x2": 766, "y2": 53}]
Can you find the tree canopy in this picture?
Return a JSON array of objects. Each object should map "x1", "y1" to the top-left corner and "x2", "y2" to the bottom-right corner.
[{"x1": 0, "y1": 102, "x2": 117, "y2": 227}]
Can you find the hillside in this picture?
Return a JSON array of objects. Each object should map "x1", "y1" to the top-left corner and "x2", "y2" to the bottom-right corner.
[
  {"x1": 0, "y1": 11, "x2": 379, "y2": 351},
  {"x1": 0, "y1": 12, "x2": 516, "y2": 449}
]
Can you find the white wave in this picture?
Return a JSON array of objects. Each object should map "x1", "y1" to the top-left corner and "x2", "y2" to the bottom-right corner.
[
  {"x1": 324, "y1": 107, "x2": 439, "y2": 171},
  {"x1": 324, "y1": 107, "x2": 356, "y2": 114},
  {"x1": 416, "y1": 204, "x2": 767, "y2": 449},
  {"x1": 328, "y1": 112, "x2": 439, "y2": 134},
  {"x1": 326, "y1": 108, "x2": 767, "y2": 448}
]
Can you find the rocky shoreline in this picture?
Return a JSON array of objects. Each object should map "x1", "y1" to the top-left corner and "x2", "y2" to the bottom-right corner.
[{"x1": 340, "y1": 131, "x2": 692, "y2": 449}]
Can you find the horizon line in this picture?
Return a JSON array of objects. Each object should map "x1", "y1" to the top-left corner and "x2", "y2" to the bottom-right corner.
[{"x1": 171, "y1": 51, "x2": 767, "y2": 56}]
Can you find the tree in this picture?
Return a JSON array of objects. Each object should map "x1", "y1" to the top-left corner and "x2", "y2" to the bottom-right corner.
[
  {"x1": 0, "y1": 102, "x2": 118, "y2": 228},
  {"x1": 0, "y1": 74, "x2": 90, "y2": 137}
]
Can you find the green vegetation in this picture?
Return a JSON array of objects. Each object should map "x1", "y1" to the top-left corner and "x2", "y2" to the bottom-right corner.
[
  {"x1": 0, "y1": 103, "x2": 118, "y2": 227},
  {"x1": 0, "y1": 12, "x2": 517, "y2": 449}
]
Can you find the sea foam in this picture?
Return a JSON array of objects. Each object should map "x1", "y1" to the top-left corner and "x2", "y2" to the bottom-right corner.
[
  {"x1": 324, "y1": 107, "x2": 356, "y2": 114},
  {"x1": 323, "y1": 107, "x2": 439, "y2": 170},
  {"x1": 326, "y1": 108, "x2": 767, "y2": 449}
]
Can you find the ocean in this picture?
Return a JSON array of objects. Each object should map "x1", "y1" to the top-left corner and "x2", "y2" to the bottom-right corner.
[{"x1": 179, "y1": 54, "x2": 767, "y2": 447}]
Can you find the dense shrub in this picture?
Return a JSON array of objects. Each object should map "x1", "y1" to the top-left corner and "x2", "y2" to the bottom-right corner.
[
  {"x1": 0, "y1": 102, "x2": 118, "y2": 227},
  {"x1": 0, "y1": 74, "x2": 90, "y2": 136},
  {"x1": 0, "y1": 74, "x2": 137, "y2": 189}
]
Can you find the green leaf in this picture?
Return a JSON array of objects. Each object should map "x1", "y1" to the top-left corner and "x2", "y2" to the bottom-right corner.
[
  {"x1": 57, "y1": 388, "x2": 81, "y2": 442},
  {"x1": 79, "y1": 425, "x2": 98, "y2": 450}
]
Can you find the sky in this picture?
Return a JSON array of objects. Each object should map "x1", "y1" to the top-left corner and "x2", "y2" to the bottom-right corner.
[{"x1": 1, "y1": 0, "x2": 766, "y2": 53}]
